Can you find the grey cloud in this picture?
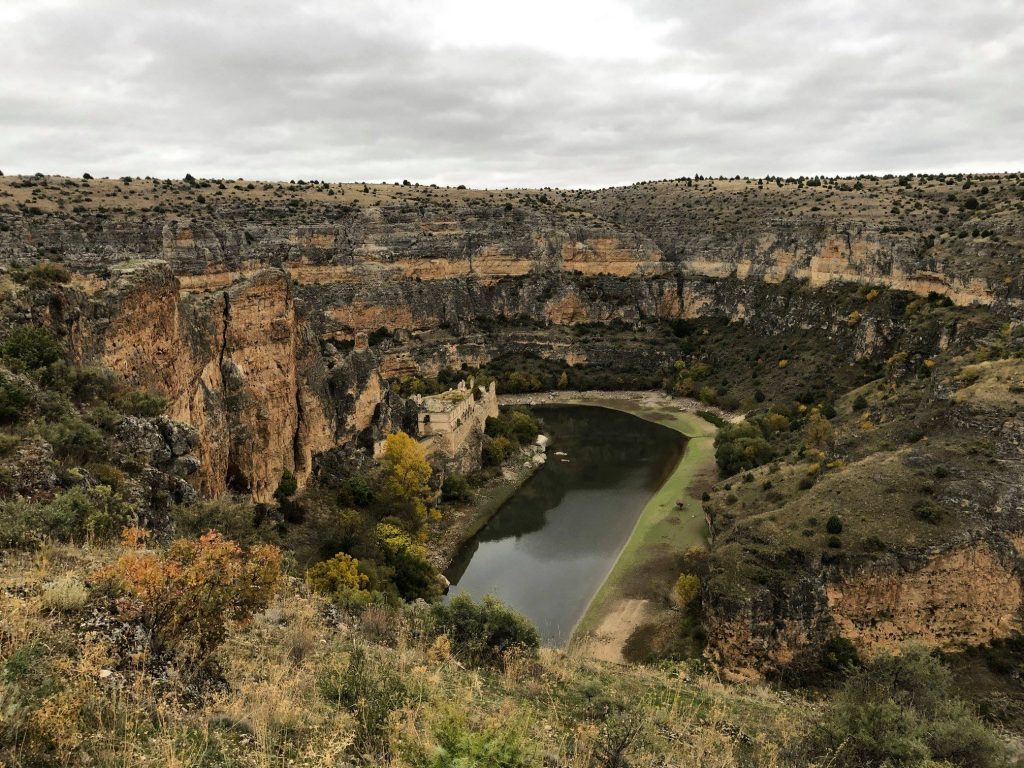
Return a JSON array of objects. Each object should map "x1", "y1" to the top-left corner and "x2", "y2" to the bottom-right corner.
[{"x1": 1, "y1": 0, "x2": 1021, "y2": 187}]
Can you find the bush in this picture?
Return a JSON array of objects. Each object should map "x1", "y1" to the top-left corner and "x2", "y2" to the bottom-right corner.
[
  {"x1": 430, "y1": 594, "x2": 539, "y2": 670},
  {"x1": 397, "y1": 709, "x2": 536, "y2": 768},
  {"x1": 482, "y1": 435, "x2": 515, "y2": 467},
  {"x1": 852, "y1": 394, "x2": 868, "y2": 411},
  {"x1": 95, "y1": 530, "x2": 281, "y2": 667},
  {"x1": 42, "y1": 416, "x2": 105, "y2": 463},
  {"x1": 40, "y1": 576, "x2": 89, "y2": 613},
  {"x1": 116, "y1": 389, "x2": 167, "y2": 417},
  {"x1": 485, "y1": 408, "x2": 540, "y2": 445},
  {"x1": 375, "y1": 523, "x2": 441, "y2": 602},
  {"x1": 0, "y1": 485, "x2": 134, "y2": 547},
  {"x1": 441, "y1": 472, "x2": 472, "y2": 502},
  {"x1": 1, "y1": 326, "x2": 64, "y2": 372},
  {"x1": 14, "y1": 262, "x2": 70, "y2": 289},
  {"x1": 306, "y1": 552, "x2": 371, "y2": 608},
  {"x1": 673, "y1": 573, "x2": 700, "y2": 608},
  {"x1": 0, "y1": 376, "x2": 30, "y2": 425},
  {"x1": 336, "y1": 475, "x2": 374, "y2": 507},
  {"x1": 809, "y1": 646, "x2": 1004, "y2": 767},
  {"x1": 826, "y1": 515, "x2": 843, "y2": 534},
  {"x1": 318, "y1": 644, "x2": 409, "y2": 756},
  {"x1": 172, "y1": 496, "x2": 276, "y2": 546}
]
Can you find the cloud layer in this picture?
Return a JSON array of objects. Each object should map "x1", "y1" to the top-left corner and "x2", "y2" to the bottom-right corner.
[{"x1": 1, "y1": 0, "x2": 1021, "y2": 187}]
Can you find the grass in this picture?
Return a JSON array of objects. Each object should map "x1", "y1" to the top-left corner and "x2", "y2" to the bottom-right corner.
[
  {"x1": 569, "y1": 398, "x2": 717, "y2": 646},
  {"x1": 0, "y1": 539, "x2": 817, "y2": 767}
]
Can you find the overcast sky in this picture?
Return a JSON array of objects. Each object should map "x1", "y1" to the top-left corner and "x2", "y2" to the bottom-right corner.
[{"x1": 1, "y1": 0, "x2": 1021, "y2": 188}]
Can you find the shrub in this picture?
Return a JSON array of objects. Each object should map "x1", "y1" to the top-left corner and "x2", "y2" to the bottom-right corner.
[
  {"x1": 0, "y1": 485, "x2": 134, "y2": 547},
  {"x1": 42, "y1": 416, "x2": 105, "y2": 463},
  {"x1": 485, "y1": 408, "x2": 540, "y2": 445},
  {"x1": 14, "y1": 262, "x2": 70, "y2": 289},
  {"x1": 441, "y1": 472, "x2": 472, "y2": 502},
  {"x1": 116, "y1": 389, "x2": 167, "y2": 417},
  {"x1": 1, "y1": 326, "x2": 63, "y2": 372},
  {"x1": 318, "y1": 644, "x2": 409, "y2": 756},
  {"x1": 172, "y1": 496, "x2": 276, "y2": 546},
  {"x1": 430, "y1": 594, "x2": 539, "y2": 670},
  {"x1": 273, "y1": 469, "x2": 298, "y2": 504},
  {"x1": 852, "y1": 394, "x2": 868, "y2": 411},
  {"x1": 673, "y1": 573, "x2": 700, "y2": 608},
  {"x1": 826, "y1": 515, "x2": 843, "y2": 535},
  {"x1": 336, "y1": 475, "x2": 374, "y2": 507},
  {"x1": 397, "y1": 709, "x2": 536, "y2": 768},
  {"x1": 375, "y1": 522, "x2": 441, "y2": 601},
  {"x1": 0, "y1": 376, "x2": 30, "y2": 424},
  {"x1": 809, "y1": 646, "x2": 1004, "y2": 767},
  {"x1": 40, "y1": 576, "x2": 89, "y2": 613},
  {"x1": 94, "y1": 530, "x2": 281, "y2": 667},
  {"x1": 306, "y1": 552, "x2": 371, "y2": 608},
  {"x1": 482, "y1": 435, "x2": 514, "y2": 466}
]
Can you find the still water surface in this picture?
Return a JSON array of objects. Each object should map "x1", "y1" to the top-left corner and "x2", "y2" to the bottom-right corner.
[{"x1": 445, "y1": 405, "x2": 685, "y2": 646}]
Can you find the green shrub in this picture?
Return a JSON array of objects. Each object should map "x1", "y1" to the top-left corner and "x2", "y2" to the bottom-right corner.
[
  {"x1": 826, "y1": 515, "x2": 843, "y2": 534},
  {"x1": 0, "y1": 433, "x2": 19, "y2": 457},
  {"x1": 318, "y1": 644, "x2": 409, "y2": 756},
  {"x1": 430, "y1": 594, "x2": 539, "y2": 670},
  {"x1": 482, "y1": 435, "x2": 515, "y2": 466},
  {"x1": 0, "y1": 326, "x2": 64, "y2": 372},
  {"x1": 305, "y1": 552, "x2": 371, "y2": 609},
  {"x1": 441, "y1": 472, "x2": 472, "y2": 502},
  {"x1": 375, "y1": 523, "x2": 441, "y2": 602},
  {"x1": 0, "y1": 485, "x2": 135, "y2": 547},
  {"x1": 336, "y1": 475, "x2": 374, "y2": 507},
  {"x1": 852, "y1": 394, "x2": 868, "y2": 411},
  {"x1": 42, "y1": 416, "x2": 105, "y2": 463},
  {"x1": 14, "y1": 262, "x2": 70, "y2": 289},
  {"x1": 398, "y1": 710, "x2": 536, "y2": 768},
  {"x1": 0, "y1": 376, "x2": 31, "y2": 425},
  {"x1": 809, "y1": 646, "x2": 1004, "y2": 767},
  {"x1": 172, "y1": 496, "x2": 277, "y2": 546},
  {"x1": 485, "y1": 408, "x2": 540, "y2": 445},
  {"x1": 116, "y1": 389, "x2": 167, "y2": 417}
]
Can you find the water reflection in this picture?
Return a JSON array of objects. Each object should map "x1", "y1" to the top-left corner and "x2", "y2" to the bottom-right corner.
[{"x1": 445, "y1": 405, "x2": 685, "y2": 646}]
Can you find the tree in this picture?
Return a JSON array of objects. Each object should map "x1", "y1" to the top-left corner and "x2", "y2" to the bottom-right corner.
[
  {"x1": 379, "y1": 432, "x2": 435, "y2": 529},
  {"x1": 375, "y1": 522, "x2": 440, "y2": 601},
  {"x1": 673, "y1": 573, "x2": 700, "y2": 608},
  {"x1": 802, "y1": 411, "x2": 834, "y2": 452}
]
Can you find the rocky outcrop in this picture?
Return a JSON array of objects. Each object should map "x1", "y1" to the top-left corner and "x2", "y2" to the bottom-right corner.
[{"x1": 90, "y1": 261, "x2": 338, "y2": 503}]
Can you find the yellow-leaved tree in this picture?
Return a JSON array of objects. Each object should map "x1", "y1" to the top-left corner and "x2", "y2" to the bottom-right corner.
[{"x1": 380, "y1": 431, "x2": 437, "y2": 531}]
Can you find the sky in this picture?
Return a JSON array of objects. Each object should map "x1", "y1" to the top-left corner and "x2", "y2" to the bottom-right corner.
[{"x1": 1, "y1": 0, "x2": 1022, "y2": 188}]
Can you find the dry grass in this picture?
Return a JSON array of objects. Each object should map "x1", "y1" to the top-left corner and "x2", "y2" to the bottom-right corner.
[{"x1": 0, "y1": 540, "x2": 820, "y2": 767}]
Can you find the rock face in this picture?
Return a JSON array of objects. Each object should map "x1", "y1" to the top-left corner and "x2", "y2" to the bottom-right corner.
[{"x1": 91, "y1": 261, "x2": 336, "y2": 503}]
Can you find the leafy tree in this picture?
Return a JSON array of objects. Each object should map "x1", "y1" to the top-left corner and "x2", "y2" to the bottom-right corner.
[
  {"x1": 379, "y1": 432, "x2": 435, "y2": 529},
  {"x1": 375, "y1": 522, "x2": 440, "y2": 601},
  {"x1": 274, "y1": 469, "x2": 298, "y2": 504}
]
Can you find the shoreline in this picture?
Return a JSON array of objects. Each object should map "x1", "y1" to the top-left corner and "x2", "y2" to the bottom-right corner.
[
  {"x1": 501, "y1": 392, "x2": 721, "y2": 662},
  {"x1": 433, "y1": 388, "x2": 724, "y2": 663}
]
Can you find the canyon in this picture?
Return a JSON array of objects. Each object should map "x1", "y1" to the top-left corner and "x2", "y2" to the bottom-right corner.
[{"x1": 1, "y1": 172, "x2": 1022, "y2": 679}]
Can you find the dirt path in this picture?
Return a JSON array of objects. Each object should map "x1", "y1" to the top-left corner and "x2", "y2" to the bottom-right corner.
[{"x1": 576, "y1": 598, "x2": 655, "y2": 664}]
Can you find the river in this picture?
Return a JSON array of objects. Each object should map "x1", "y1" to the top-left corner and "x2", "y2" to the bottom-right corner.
[{"x1": 445, "y1": 405, "x2": 687, "y2": 646}]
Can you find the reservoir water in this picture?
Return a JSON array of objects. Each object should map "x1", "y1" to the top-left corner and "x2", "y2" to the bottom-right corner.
[{"x1": 445, "y1": 405, "x2": 686, "y2": 646}]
